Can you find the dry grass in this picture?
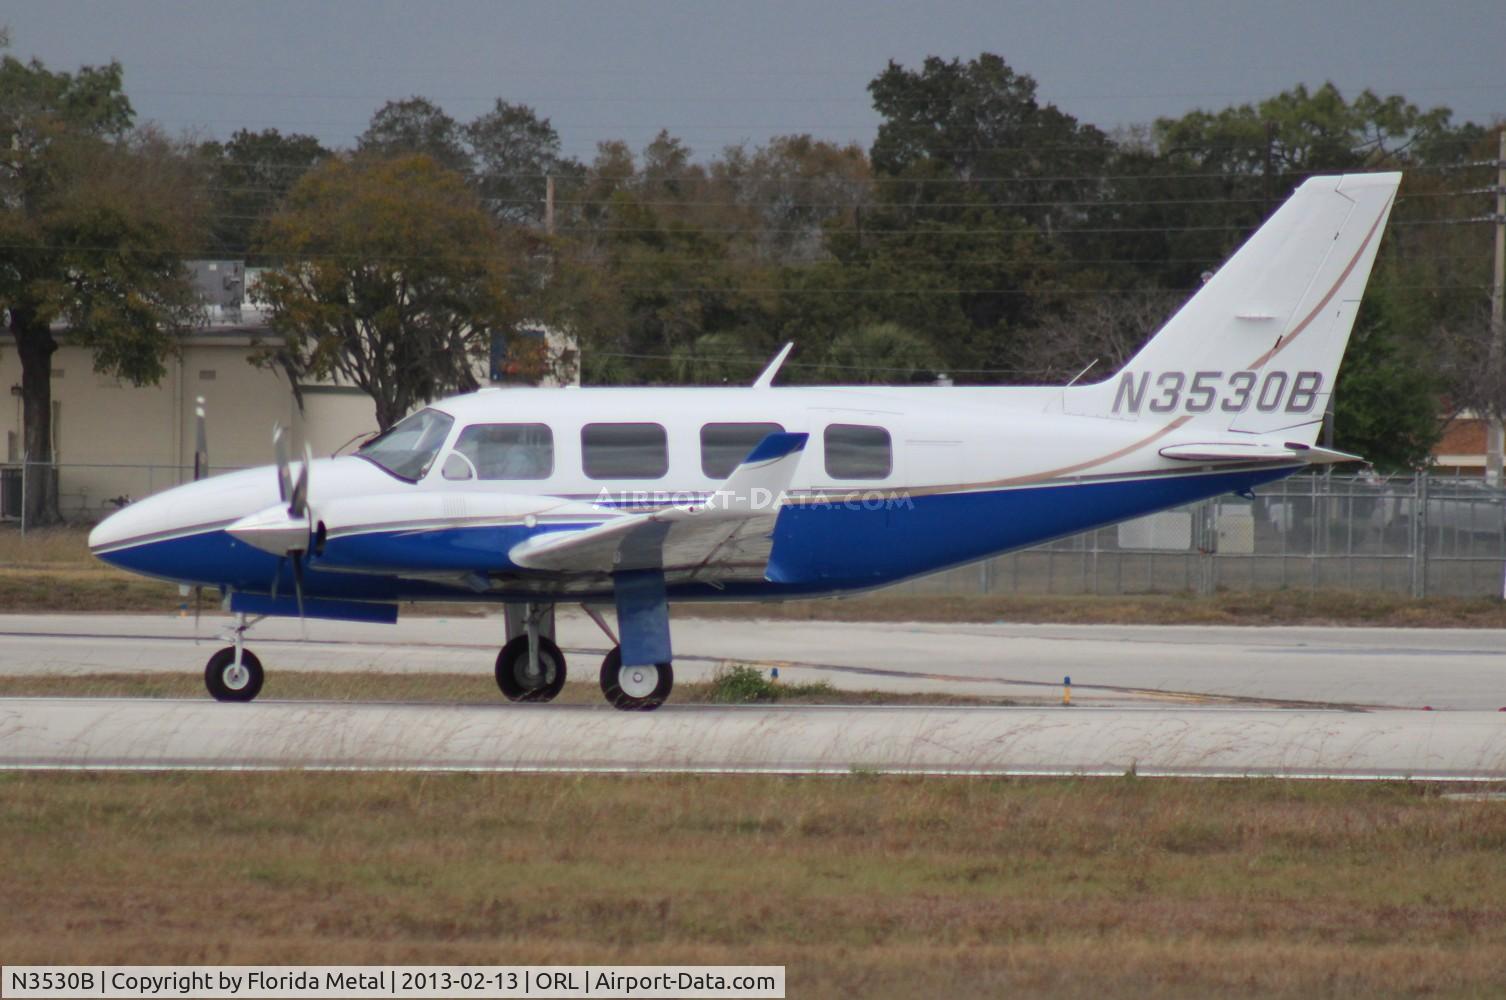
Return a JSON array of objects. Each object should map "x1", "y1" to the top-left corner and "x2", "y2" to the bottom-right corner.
[
  {"x1": 2, "y1": 773, "x2": 1505, "y2": 996},
  {"x1": 0, "y1": 671, "x2": 999, "y2": 707},
  {"x1": 10, "y1": 525, "x2": 1506, "y2": 627}
]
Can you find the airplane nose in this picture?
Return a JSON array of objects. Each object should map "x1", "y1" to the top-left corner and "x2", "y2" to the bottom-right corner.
[{"x1": 89, "y1": 467, "x2": 283, "y2": 567}]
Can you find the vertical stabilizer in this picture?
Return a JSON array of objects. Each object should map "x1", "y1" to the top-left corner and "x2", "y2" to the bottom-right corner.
[{"x1": 1065, "y1": 172, "x2": 1400, "y2": 442}]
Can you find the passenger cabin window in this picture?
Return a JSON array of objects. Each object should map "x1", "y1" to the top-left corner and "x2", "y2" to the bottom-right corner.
[
  {"x1": 582, "y1": 423, "x2": 669, "y2": 479},
  {"x1": 824, "y1": 424, "x2": 892, "y2": 480},
  {"x1": 444, "y1": 423, "x2": 553, "y2": 480},
  {"x1": 356, "y1": 408, "x2": 454, "y2": 482},
  {"x1": 700, "y1": 422, "x2": 785, "y2": 479}
]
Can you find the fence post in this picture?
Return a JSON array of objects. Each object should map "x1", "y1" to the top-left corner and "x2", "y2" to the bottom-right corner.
[
  {"x1": 1413, "y1": 475, "x2": 1429, "y2": 599},
  {"x1": 19, "y1": 451, "x2": 26, "y2": 537}
]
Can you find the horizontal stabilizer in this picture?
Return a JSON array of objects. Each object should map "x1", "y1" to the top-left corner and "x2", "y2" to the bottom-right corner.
[{"x1": 1159, "y1": 440, "x2": 1363, "y2": 465}]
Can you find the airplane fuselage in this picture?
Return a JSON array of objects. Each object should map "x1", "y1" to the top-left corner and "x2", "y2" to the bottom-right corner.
[{"x1": 91, "y1": 383, "x2": 1298, "y2": 605}]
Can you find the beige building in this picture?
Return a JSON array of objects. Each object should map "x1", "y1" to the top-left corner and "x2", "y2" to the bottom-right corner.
[
  {"x1": 3, "y1": 260, "x2": 579, "y2": 522},
  {"x1": 2, "y1": 328, "x2": 377, "y2": 523}
]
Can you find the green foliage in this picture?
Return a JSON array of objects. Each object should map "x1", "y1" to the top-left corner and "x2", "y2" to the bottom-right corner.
[
  {"x1": 197, "y1": 128, "x2": 329, "y2": 258},
  {"x1": 1332, "y1": 276, "x2": 1447, "y2": 471},
  {"x1": 4, "y1": 39, "x2": 1495, "y2": 478},
  {"x1": 465, "y1": 100, "x2": 583, "y2": 226},
  {"x1": 706, "y1": 663, "x2": 836, "y2": 703},
  {"x1": 1, "y1": 49, "x2": 202, "y2": 522},
  {"x1": 356, "y1": 97, "x2": 470, "y2": 174},
  {"x1": 254, "y1": 154, "x2": 518, "y2": 429}
]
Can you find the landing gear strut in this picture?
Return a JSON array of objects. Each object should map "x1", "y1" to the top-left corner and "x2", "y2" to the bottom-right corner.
[
  {"x1": 496, "y1": 634, "x2": 567, "y2": 701},
  {"x1": 496, "y1": 602, "x2": 567, "y2": 702},
  {"x1": 205, "y1": 613, "x2": 264, "y2": 702}
]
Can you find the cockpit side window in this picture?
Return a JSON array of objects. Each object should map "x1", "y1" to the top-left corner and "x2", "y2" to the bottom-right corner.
[
  {"x1": 355, "y1": 408, "x2": 455, "y2": 482},
  {"x1": 448, "y1": 423, "x2": 554, "y2": 480}
]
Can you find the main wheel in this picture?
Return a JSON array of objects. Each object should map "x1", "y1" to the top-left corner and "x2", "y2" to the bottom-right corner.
[
  {"x1": 205, "y1": 647, "x2": 264, "y2": 702},
  {"x1": 495, "y1": 635, "x2": 567, "y2": 702},
  {"x1": 598, "y1": 646, "x2": 673, "y2": 712}
]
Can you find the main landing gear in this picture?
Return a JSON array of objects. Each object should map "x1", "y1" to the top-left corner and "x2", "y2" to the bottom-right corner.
[
  {"x1": 598, "y1": 646, "x2": 674, "y2": 712},
  {"x1": 495, "y1": 602, "x2": 567, "y2": 702},
  {"x1": 499, "y1": 570, "x2": 677, "y2": 712}
]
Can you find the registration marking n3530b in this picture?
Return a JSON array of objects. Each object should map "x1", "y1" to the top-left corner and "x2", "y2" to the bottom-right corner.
[{"x1": 1112, "y1": 370, "x2": 1323, "y2": 415}]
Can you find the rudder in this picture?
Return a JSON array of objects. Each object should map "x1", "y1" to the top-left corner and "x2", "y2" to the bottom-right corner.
[{"x1": 1065, "y1": 172, "x2": 1401, "y2": 444}]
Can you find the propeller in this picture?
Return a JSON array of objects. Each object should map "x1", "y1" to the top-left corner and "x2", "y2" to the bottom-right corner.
[
  {"x1": 231, "y1": 425, "x2": 318, "y2": 636},
  {"x1": 271, "y1": 426, "x2": 314, "y2": 632},
  {"x1": 191, "y1": 397, "x2": 209, "y2": 635},
  {"x1": 193, "y1": 396, "x2": 210, "y2": 482}
]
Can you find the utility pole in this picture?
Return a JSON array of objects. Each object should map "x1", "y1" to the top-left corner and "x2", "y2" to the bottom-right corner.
[
  {"x1": 544, "y1": 175, "x2": 556, "y2": 237},
  {"x1": 1488, "y1": 130, "x2": 1506, "y2": 487},
  {"x1": 1263, "y1": 119, "x2": 1276, "y2": 217}
]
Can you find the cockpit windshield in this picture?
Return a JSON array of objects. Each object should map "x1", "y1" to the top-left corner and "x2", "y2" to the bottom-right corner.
[{"x1": 355, "y1": 408, "x2": 455, "y2": 482}]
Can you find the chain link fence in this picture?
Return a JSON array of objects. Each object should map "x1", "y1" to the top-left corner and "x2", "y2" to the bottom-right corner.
[
  {"x1": 896, "y1": 473, "x2": 1506, "y2": 599},
  {"x1": 5, "y1": 464, "x2": 1504, "y2": 598}
]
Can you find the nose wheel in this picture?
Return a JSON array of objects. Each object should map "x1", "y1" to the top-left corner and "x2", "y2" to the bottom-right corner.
[
  {"x1": 496, "y1": 635, "x2": 567, "y2": 702},
  {"x1": 599, "y1": 646, "x2": 673, "y2": 711},
  {"x1": 205, "y1": 647, "x2": 264, "y2": 702}
]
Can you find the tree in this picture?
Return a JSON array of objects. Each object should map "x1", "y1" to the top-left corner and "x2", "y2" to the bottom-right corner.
[
  {"x1": 254, "y1": 154, "x2": 518, "y2": 430},
  {"x1": 198, "y1": 128, "x2": 329, "y2": 258},
  {"x1": 711, "y1": 134, "x2": 871, "y2": 263},
  {"x1": 854, "y1": 55, "x2": 1111, "y2": 374},
  {"x1": 1010, "y1": 290, "x2": 1184, "y2": 384},
  {"x1": 357, "y1": 97, "x2": 471, "y2": 175},
  {"x1": 1, "y1": 52, "x2": 202, "y2": 524},
  {"x1": 465, "y1": 100, "x2": 582, "y2": 227}
]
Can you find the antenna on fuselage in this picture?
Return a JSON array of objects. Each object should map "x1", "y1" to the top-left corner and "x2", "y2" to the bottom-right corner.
[
  {"x1": 1064, "y1": 359, "x2": 1099, "y2": 388},
  {"x1": 752, "y1": 342, "x2": 794, "y2": 389}
]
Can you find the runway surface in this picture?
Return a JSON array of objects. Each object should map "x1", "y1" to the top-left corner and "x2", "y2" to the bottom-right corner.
[
  {"x1": 3, "y1": 612, "x2": 1506, "y2": 708},
  {"x1": 4, "y1": 698, "x2": 1505, "y2": 780},
  {"x1": 3, "y1": 612, "x2": 1504, "y2": 779}
]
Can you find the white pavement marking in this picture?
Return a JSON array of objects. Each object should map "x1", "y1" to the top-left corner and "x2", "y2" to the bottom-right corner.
[
  {"x1": 2, "y1": 698, "x2": 1505, "y2": 780},
  {"x1": 3, "y1": 613, "x2": 1506, "y2": 708}
]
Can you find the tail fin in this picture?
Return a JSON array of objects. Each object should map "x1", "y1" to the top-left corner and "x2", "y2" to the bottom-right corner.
[{"x1": 1065, "y1": 172, "x2": 1400, "y2": 443}]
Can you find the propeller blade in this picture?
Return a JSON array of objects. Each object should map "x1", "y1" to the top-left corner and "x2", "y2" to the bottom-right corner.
[
  {"x1": 273, "y1": 424, "x2": 291, "y2": 505},
  {"x1": 289, "y1": 443, "x2": 312, "y2": 518},
  {"x1": 291, "y1": 551, "x2": 307, "y2": 639},
  {"x1": 193, "y1": 397, "x2": 209, "y2": 481}
]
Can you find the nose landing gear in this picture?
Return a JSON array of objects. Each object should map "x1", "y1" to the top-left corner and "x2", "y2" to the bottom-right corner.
[{"x1": 205, "y1": 613, "x2": 265, "y2": 702}]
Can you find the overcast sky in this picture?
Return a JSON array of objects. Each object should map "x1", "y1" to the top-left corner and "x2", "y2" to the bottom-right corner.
[{"x1": 5, "y1": 0, "x2": 1503, "y2": 161}]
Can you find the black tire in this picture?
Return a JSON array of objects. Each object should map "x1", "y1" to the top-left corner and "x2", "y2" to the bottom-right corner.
[
  {"x1": 598, "y1": 646, "x2": 674, "y2": 711},
  {"x1": 204, "y1": 647, "x2": 264, "y2": 702},
  {"x1": 495, "y1": 635, "x2": 567, "y2": 702}
]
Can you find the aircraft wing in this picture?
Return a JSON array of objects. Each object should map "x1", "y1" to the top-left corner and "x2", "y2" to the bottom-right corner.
[
  {"x1": 508, "y1": 432, "x2": 809, "y2": 579},
  {"x1": 1158, "y1": 440, "x2": 1362, "y2": 464}
]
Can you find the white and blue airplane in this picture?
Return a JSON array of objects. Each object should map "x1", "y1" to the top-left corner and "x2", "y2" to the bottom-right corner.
[{"x1": 90, "y1": 172, "x2": 1400, "y2": 710}]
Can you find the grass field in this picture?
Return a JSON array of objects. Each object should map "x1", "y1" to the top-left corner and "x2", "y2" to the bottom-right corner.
[
  {"x1": 2, "y1": 772, "x2": 1504, "y2": 997},
  {"x1": 7, "y1": 526, "x2": 1506, "y2": 626}
]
